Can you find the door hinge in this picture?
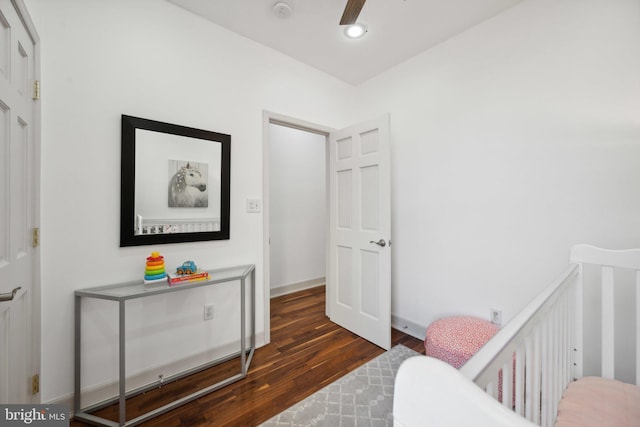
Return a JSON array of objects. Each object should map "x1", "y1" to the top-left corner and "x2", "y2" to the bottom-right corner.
[
  {"x1": 33, "y1": 80, "x2": 40, "y2": 100},
  {"x1": 32, "y1": 227, "x2": 39, "y2": 247},
  {"x1": 31, "y1": 374, "x2": 39, "y2": 395}
]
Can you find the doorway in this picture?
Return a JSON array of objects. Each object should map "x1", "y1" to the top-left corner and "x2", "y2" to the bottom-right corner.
[
  {"x1": 262, "y1": 112, "x2": 392, "y2": 349},
  {"x1": 268, "y1": 124, "x2": 326, "y2": 298},
  {"x1": 262, "y1": 112, "x2": 333, "y2": 344}
]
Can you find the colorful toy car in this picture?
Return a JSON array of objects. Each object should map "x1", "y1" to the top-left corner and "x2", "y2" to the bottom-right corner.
[{"x1": 176, "y1": 260, "x2": 197, "y2": 275}]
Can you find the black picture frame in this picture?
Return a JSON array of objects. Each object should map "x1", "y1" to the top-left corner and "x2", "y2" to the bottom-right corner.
[{"x1": 120, "y1": 115, "x2": 230, "y2": 247}]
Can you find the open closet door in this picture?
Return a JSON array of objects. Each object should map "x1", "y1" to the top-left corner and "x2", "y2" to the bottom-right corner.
[
  {"x1": 0, "y1": 0, "x2": 39, "y2": 403},
  {"x1": 328, "y1": 115, "x2": 391, "y2": 350}
]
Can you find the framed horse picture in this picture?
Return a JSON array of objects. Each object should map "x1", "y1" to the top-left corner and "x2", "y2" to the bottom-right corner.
[{"x1": 120, "y1": 115, "x2": 231, "y2": 246}]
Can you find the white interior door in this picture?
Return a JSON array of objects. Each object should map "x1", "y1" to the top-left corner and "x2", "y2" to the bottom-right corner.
[
  {"x1": 0, "y1": 0, "x2": 39, "y2": 404},
  {"x1": 328, "y1": 115, "x2": 391, "y2": 350}
]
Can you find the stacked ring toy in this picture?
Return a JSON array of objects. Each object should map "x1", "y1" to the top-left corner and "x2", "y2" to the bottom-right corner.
[{"x1": 144, "y1": 251, "x2": 167, "y2": 282}]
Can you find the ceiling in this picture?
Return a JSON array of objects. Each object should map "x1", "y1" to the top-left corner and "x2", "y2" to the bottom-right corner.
[{"x1": 168, "y1": 0, "x2": 523, "y2": 86}]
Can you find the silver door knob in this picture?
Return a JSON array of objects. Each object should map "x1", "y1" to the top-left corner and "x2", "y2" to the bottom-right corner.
[
  {"x1": 369, "y1": 239, "x2": 386, "y2": 247},
  {"x1": 0, "y1": 287, "x2": 21, "y2": 302}
]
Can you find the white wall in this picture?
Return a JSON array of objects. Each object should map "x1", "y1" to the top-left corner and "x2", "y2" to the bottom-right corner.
[
  {"x1": 356, "y1": 0, "x2": 640, "y2": 337},
  {"x1": 26, "y1": 0, "x2": 357, "y2": 403},
  {"x1": 269, "y1": 124, "x2": 326, "y2": 292}
]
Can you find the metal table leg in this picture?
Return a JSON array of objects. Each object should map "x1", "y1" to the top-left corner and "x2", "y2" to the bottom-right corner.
[
  {"x1": 241, "y1": 276, "x2": 246, "y2": 375},
  {"x1": 119, "y1": 300, "x2": 126, "y2": 426},
  {"x1": 74, "y1": 295, "x2": 82, "y2": 414}
]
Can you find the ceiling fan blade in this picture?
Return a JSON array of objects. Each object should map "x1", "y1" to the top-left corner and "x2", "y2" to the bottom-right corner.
[{"x1": 340, "y1": 0, "x2": 366, "y2": 25}]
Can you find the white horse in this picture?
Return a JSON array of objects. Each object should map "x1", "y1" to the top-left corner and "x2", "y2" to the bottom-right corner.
[{"x1": 168, "y1": 163, "x2": 208, "y2": 207}]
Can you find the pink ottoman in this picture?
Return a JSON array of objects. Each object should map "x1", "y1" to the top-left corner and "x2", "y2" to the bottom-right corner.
[{"x1": 425, "y1": 316, "x2": 499, "y2": 369}]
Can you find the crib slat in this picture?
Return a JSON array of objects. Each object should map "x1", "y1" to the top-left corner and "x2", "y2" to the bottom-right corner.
[
  {"x1": 544, "y1": 318, "x2": 550, "y2": 427},
  {"x1": 562, "y1": 292, "x2": 568, "y2": 392},
  {"x1": 552, "y1": 303, "x2": 561, "y2": 423},
  {"x1": 601, "y1": 265, "x2": 615, "y2": 379},
  {"x1": 532, "y1": 326, "x2": 541, "y2": 425},
  {"x1": 568, "y1": 284, "x2": 574, "y2": 384},
  {"x1": 573, "y1": 263, "x2": 584, "y2": 381},
  {"x1": 541, "y1": 319, "x2": 550, "y2": 427},
  {"x1": 502, "y1": 360, "x2": 512, "y2": 408},
  {"x1": 514, "y1": 348, "x2": 524, "y2": 416},
  {"x1": 525, "y1": 335, "x2": 534, "y2": 421},
  {"x1": 549, "y1": 315, "x2": 556, "y2": 427},
  {"x1": 550, "y1": 309, "x2": 557, "y2": 426},
  {"x1": 486, "y1": 380, "x2": 495, "y2": 399},
  {"x1": 558, "y1": 291, "x2": 567, "y2": 410},
  {"x1": 559, "y1": 291, "x2": 566, "y2": 391},
  {"x1": 636, "y1": 270, "x2": 640, "y2": 386}
]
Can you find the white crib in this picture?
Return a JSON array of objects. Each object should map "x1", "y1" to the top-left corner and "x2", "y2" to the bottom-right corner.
[{"x1": 393, "y1": 244, "x2": 640, "y2": 427}]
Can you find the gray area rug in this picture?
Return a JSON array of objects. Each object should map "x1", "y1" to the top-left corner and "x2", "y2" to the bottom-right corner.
[{"x1": 260, "y1": 344, "x2": 420, "y2": 427}]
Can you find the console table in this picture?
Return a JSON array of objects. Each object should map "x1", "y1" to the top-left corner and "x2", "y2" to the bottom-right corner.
[{"x1": 74, "y1": 264, "x2": 255, "y2": 427}]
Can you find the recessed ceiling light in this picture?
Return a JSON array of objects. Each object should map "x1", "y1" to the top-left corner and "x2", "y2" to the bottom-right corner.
[{"x1": 344, "y1": 23, "x2": 367, "y2": 39}]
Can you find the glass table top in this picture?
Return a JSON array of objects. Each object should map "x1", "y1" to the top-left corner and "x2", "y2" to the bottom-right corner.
[{"x1": 75, "y1": 264, "x2": 254, "y2": 301}]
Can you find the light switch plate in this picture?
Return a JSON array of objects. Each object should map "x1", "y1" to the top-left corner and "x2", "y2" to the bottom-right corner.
[{"x1": 247, "y1": 198, "x2": 262, "y2": 213}]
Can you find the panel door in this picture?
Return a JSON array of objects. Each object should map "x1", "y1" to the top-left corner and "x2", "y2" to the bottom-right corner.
[
  {"x1": 0, "y1": 0, "x2": 38, "y2": 404},
  {"x1": 328, "y1": 115, "x2": 391, "y2": 350}
]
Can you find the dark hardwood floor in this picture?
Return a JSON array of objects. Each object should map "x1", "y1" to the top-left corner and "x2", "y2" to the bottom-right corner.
[{"x1": 72, "y1": 286, "x2": 425, "y2": 426}]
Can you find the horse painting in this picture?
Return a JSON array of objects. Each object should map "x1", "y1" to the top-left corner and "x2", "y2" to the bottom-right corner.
[{"x1": 168, "y1": 162, "x2": 208, "y2": 207}]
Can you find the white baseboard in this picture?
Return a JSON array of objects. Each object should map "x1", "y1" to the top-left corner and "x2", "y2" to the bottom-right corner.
[
  {"x1": 391, "y1": 314, "x2": 427, "y2": 341},
  {"x1": 270, "y1": 277, "x2": 325, "y2": 298}
]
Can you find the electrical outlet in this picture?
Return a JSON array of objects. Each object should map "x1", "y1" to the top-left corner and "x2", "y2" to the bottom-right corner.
[
  {"x1": 490, "y1": 308, "x2": 502, "y2": 326},
  {"x1": 203, "y1": 304, "x2": 214, "y2": 321}
]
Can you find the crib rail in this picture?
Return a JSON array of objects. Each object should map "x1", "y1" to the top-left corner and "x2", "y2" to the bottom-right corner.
[{"x1": 460, "y1": 264, "x2": 579, "y2": 427}]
